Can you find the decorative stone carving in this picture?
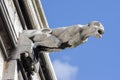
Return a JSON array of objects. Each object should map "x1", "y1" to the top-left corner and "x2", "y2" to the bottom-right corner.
[
  {"x1": 20, "y1": 52, "x2": 35, "y2": 79},
  {"x1": 19, "y1": 21, "x2": 104, "y2": 53}
]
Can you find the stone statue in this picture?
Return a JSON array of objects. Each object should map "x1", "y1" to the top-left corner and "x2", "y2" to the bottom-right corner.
[
  {"x1": 15, "y1": 21, "x2": 104, "y2": 77},
  {"x1": 15, "y1": 21, "x2": 104, "y2": 76},
  {"x1": 20, "y1": 21, "x2": 104, "y2": 52}
]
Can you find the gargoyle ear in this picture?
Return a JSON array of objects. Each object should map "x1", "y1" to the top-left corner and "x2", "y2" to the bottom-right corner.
[
  {"x1": 88, "y1": 21, "x2": 100, "y2": 27},
  {"x1": 93, "y1": 22, "x2": 100, "y2": 27}
]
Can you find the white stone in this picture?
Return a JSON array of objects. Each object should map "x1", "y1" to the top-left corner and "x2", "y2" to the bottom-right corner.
[
  {"x1": 0, "y1": 49, "x2": 4, "y2": 80},
  {"x1": 20, "y1": 21, "x2": 104, "y2": 52},
  {"x1": 3, "y1": 60, "x2": 18, "y2": 80},
  {"x1": 4, "y1": 0, "x2": 23, "y2": 38}
]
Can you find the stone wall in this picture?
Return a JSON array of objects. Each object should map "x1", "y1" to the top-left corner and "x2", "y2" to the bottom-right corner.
[
  {"x1": 0, "y1": 0, "x2": 57, "y2": 79},
  {"x1": 0, "y1": 49, "x2": 4, "y2": 80}
]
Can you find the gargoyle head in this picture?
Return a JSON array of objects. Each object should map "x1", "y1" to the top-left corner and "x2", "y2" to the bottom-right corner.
[{"x1": 88, "y1": 21, "x2": 104, "y2": 38}]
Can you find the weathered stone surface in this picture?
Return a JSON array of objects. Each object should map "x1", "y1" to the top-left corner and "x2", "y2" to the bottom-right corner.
[
  {"x1": 22, "y1": 21, "x2": 104, "y2": 52},
  {"x1": 4, "y1": 0, "x2": 23, "y2": 38},
  {"x1": 0, "y1": 49, "x2": 4, "y2": 80},
  {"x1": 14, "y1": 35, "x2": 34, "y2": 59},
  {"x1": 3, "y1": 60, "x2": 18, "y2": 80},
  {"x1": 0, "y1": 17, "x2": 13, "y2": 52}
]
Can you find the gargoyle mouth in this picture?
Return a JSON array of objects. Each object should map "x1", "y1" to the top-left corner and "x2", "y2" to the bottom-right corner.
[
  {"x1": 96, "y1": 29, "x2": 104, "y2": 38},
  {"x1": 98, "y1": 29, "x2": 104, "y2": 35},
  {"x1": 96, "y1": 34, "x2": 102, "y2": 38}
]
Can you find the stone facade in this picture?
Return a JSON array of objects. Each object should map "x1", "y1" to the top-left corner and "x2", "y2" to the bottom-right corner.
[
  {"x1": 0, "y1": 49, "x2": 4, "y2": 80},
  {"x1": 0, "y1": 0, "x2": 57, "y2": 80}
]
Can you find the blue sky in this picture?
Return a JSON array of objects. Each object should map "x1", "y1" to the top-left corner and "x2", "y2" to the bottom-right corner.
[{"x1": 41, "y1": 0, "x2": 120, "y2": 80}]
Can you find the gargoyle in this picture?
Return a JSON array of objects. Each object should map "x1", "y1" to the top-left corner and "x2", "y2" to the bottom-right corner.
[{"x1": 20, "y1": 21, "x2": 104, "y2": 52}]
